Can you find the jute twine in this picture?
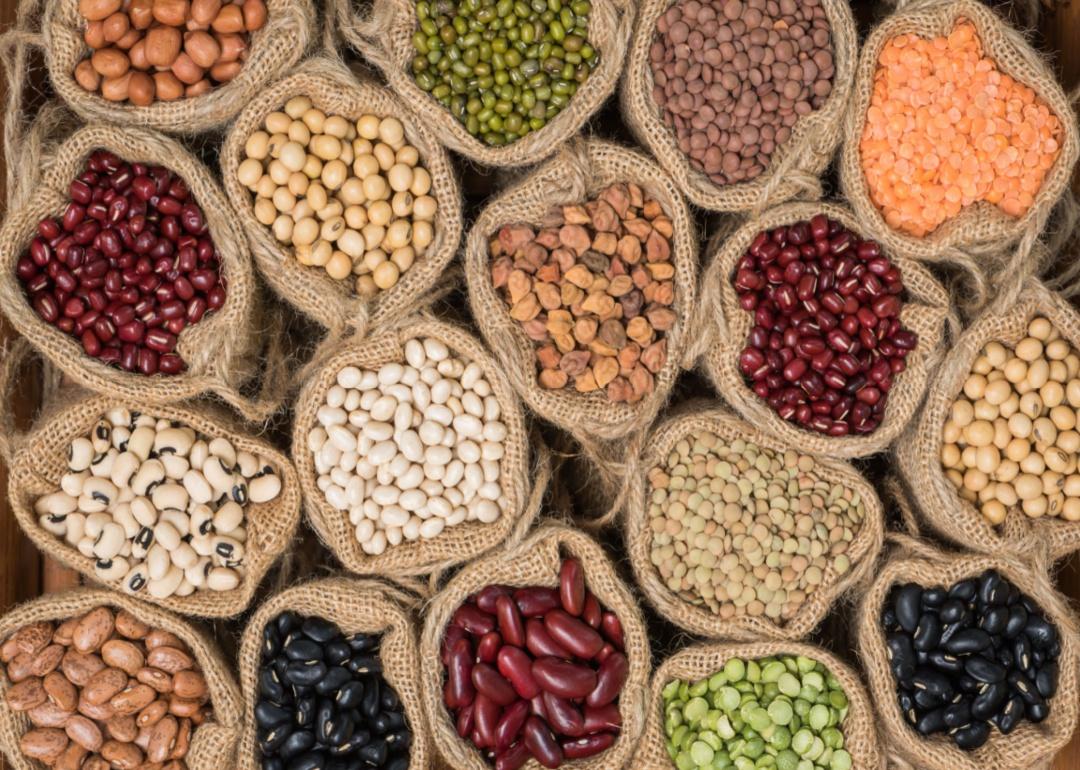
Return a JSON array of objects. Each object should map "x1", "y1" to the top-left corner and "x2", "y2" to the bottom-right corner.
[
  {"x1": 839, "y1": 0, "x2": 1080, "y2": 312},
  {"x1": 292, "y1": 316, "x2": 548, "y2": 580},
  {"x1": 465, "y1": 138, "x2": 697, "y2": 505},
  {"x1": 220, "y1": 56, "x2": 464, "y2": 349},
  {"x1": 0, "y1": 0, "x2": 315, "y2": 136},
  {"x1": 419, "y1": 524, "x2": 650, "y2": 770},
  {"x1": 623, "y1": 402, "x2": 885, "y2": 641},
  {"x1": 896, "y1": 278, "x2": 1080, "y2": 561},
  {"x1": 0, "y1": 587, "x2": 243, "y2": 770},
  {"x1": 855, "y1": 540, "x2": 1080, "y2": 770},
  {"x1": 326, "y1": 0, "x2": 633, "y2": 168},
  {"x1": 633, "y1": 640, "x2": 885, "y2": 769},
  {"x1": 0, "y1": 123, "x2": 289, "y2": 422},
  {"x1": 619, "y1": 0, "x2": 856, "y2": 214},
  {"x1": 0, "y1": 337, "x2": 303, "y2": 619},
  {"x1": 235, "y1": 578, "x2": 432, "y2": 770},
  {"x1": 700, "y1": 201, "x2": 954, "y2": 459}
]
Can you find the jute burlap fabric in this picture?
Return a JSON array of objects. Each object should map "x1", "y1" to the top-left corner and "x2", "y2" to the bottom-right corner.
[
  {"x1": 855, "y1": 539, "x2": 1080, "y2": 770},
  {"x1": 292, "y1": 317, "x2": 546, "y2": 579},
  {"x1": 0, "y1": 124, "x2": 283, "y2": 422},
  {"x1": 235, "y1": 578, "x2": 432, "y2": 770},
  {"x1": 220, "y1": 57, "x2": 463, "y2": 345},
  {"x1": 623, "y1": 403, "x2": 885, "y2": 641},
  {"x1": 701, "y1": 201, "x2": 953, "y2": 459},
  {"x1": 465, "y1": 138, "x2": 697, "y2": 461},
  {"x1": 0, "y1": 587, "x2": 243, "y2": 770},
  {"x1": 896, "y1": 279, "x2": 1080, "y2": 560},
  {"x1": 1, "y1": 0, "x2": 315, "y2": 135},
  {"x1": 632, "y1": 640, "x2": 884, "y2": 769},
  {"x1": 326, "y1": 0, "x2": 633, "y2": 168},
  {"x1": 420, "y1": 524, "x2": 650, "y2": 770},
  {"x1": 839, "y1": 0, "x2": 1080, "y2": 309},
  {"x1": 620, "y1": 0, "x2": 856, "y2": 213}
]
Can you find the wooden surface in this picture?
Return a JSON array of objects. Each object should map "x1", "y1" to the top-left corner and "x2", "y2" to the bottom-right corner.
[{"x1": 0, "y1": 1, "x2": 1079, "y2": 769}]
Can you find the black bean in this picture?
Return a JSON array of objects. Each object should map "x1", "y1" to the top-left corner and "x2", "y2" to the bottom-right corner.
[
  {"x1": 1028, "y1": 701, "x2": 1050, "y2": 723},
  {"x1": 386, "y1": 758, "x2": 409, "y2": 770},
  {"x1": 993, "y1": 694, "x2": 1025, "y2": 735},
  {"x1": 914, "y1": 687, "x2": 943, "y2": 710},
  {"x1": 895, "y1": 584, "x2": 922, "y2": 633},
  {"x1": 923, "y1": 588, "x2": 947, "y2": 607},
  {"x1": 1036, "y1": 661, "x2": 1058, "y2": 699},
  {"x1": 1025, "y1": 615, "x2": 1058, "y2": 649},
  {"x1": 381, "y1": 687, "x2": 401, "y2": 712},
  {"x1": 362, "y1": 677, "x2": 382, "y2": 719},
  {"x1": 315, "y1": 667, "x2": 352, "y2": 696},
  {"x1": 264, "y1": 625, "x2": 282, "y2": 657},
  {"x1": 912, "y1": 669, "x2": 953, "y2": 704},
  {"x1": 325, "y1": 641, "x2": 352, "y2": 665},
  {"x1": 357, "y1": 739, "x2": 389, "y2": 765},
  {"x1": 1008, "y1": 670, "x2": 1045, "y2": 707},
  {"x1": 256, "y1": 701, "x2": 292, "y2": 728},
  {"x1": 331, "y1": 728, "x2": 370, "y2": 754},
  {"x1": 302, "y1": 617, "x2": 341, "y2": 643},
  {"x1": 286, "y1": 639, "x2": 325, "y2": 662},
  {"x1": 285, "y1": 751, "x2": 326, "y2": 770},
  {"x1": 286, "y1": 661, "x2": 328, "y2": 687},
  {"x1": 276, "y1": 611, "x2": 302, "y2": 635},
  {"x1": 260, "y1": 669, "x2": 286, "y2": 702},
  {"x1": 336, "y1": 681, "x2": 366, "y2": 709},
  {"x1": 265, "y1": 757, "x2": 284, "y2": 770},
  {"x1": 980, "y1": 605, "x2": 1008, "y2": 636},
  {"x1": 887, "y1": 633, "x2": 917, "y2": 681},
  {"x1": 949, "y1": 579, "x2": 976, "y2": 602},
  {"x1": 347, "y1": 655, "x2": 383, "y2": 676},
  {"x1": 296, "y1": 695, "x2": 316, "y2": 728},
  {"x1": 939, "y1": 599, "x2": 966, "y2": 624},
  {"x1": 1012, "y1": 635, "x2": 1033, "y2": 672},
  {"x1": 945, "y1": 628, "x2": 991, "y2": 655},
  {"x1": 926, "y1": 651, "x2": 963, "y2": 675},
  {"x1": 385, "y1": 729, "x2": 411, "y2": 751},
  {"x1": 325, "y1": 713, "x2": 356, "y2": 748},
  {"x1": 939, "y1": 620, "x2": 963, "y2": 648},
  {"x1": 260, "y1": 723, "x2": 293, "y2": 753},
  {"x1": 964, "y1": 655, "x2": 1006, "y2": 684},
  {"x1": 970, "y1": 681, "x2": 1008, "y2": 721},
  {"x1": 942, "y1": 700, "x2": 971, "y2": 728},
  {"x1": 951, "y1": 721, "x2": 990, "y2": 750},
  {"x1": 915, "y1": 708, "x2": 947, "y2": 735},
  {"x1": 913, "y1": 612, "x2": 942, "y2": 652},
  {"x1": 347, "y1": 633, "x2": 379, "y2": 652},
  {"x1": 281, "y1": 729, "x2": 316, "y2": 759},
  {"x1": 978, "y1": 570, "x2": 1003, "y2": 605},
  {"x1": 1004, "y1": 604, "x2": 1028, "y2": 639},
  {"x1": 882, "y1": 607, "x2": 898, "y2": 630}
]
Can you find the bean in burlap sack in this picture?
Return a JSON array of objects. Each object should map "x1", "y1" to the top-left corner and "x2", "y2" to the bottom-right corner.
[
  {"x1": 220, "y1": 56, "x2": 464, "y2": 349},
  {"x1": 292, "y1": 317, "x2": 548, "y2": 580},
  {"x1": 619, "y1": 0, "x2": 856, "y2": 213},
  {"x1": 855, "y1": 538, "x2": 1080, "y2": 770},
  {"x1": 633, "y1": 640, "x2": 884, "y2": 768},
  {"x1": 896, "y1": 278, "x2": 1080, "y2": 561},
  {"x1": 420, "y1": 524, "x2": 650, "y2": 770},
  {"x1": 235, "y1": 578, "x2": 432, "y2": 770},
  {"x1": 326, "y1": 0, "x2": 632, "y2": 168},
  {"x1": 839, "y1": 0, "x2": 1080, "y2": 311},
  {"x1": 0, "y1": 587, "x2": 243, "y2": 770},
  {"x1": 465, "y1": 138, "x2": 697, "y2": 482},
  {"x1": 623, "y1": 402, "x2": 884, "y2": 641},
  {"x1": 700, "y1": 201, "x2": 954, "y2": 459},
  {"x1": 0, "y1": 124, "x2": 288, "y2": 422}
]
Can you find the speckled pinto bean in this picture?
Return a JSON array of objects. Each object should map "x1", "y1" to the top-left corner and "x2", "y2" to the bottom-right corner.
[{"x1": 441, "y1": 559, "x2": 627, "y2": 768}]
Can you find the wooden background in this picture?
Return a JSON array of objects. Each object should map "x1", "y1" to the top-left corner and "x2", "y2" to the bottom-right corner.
[{"x1": 0, "y1": 0, "x2": 1078, "y2": 768}]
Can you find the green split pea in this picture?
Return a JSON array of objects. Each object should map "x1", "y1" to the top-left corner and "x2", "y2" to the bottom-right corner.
[
  {"x1": 411, "y1": 0, "x2": 599, "y2": 146},
  {"x1": 662, "y1": 655, "x2": 854, "y2": 770}
]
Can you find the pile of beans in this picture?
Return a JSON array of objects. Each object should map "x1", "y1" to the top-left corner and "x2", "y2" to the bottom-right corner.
[
  {"x1": 18, "y1": 150, "x2": 225, "y2": 376},
  {"x1": 490, "y1": 182, "x2": 676, "y2": 404},
  {"x1": 306, "y1": 338, "x2": 507, "y2": 556},
  {"x1": 649, "y1": 0, "x2": 834, "y2": 186},
  {"x1": 236, "y1": 98, "x2": 438, "y2": 298},
  {"x1": 255, "y1": 612, "x2": 411, "y2": 770},
  {"x1": 2, "y1": 607, "x2": 210, "y2": 769},
  {"x1": 648, "y1": 432, "x2": 864, "y2": 622},
  {"x1": 74, "y1": 0, "x2": 267, "y2": 105},
  {"x1": 441, "y1": 559, "x2": 627, "y2": 769},
  {"x1": 663, "y1": 655, "x2": 853, "y2": 770},
  {"x1": 942, "y1": 317, "x2": 1080, "y2": 525},
  {"x1": 733, "y1": 215, "x2": 917, "y2": 436},
  {"x1": 860, "y1": 22, "x2": 1063, "y2": 237},
  {"x1": 411, "y1": 0, "x2": 599, "y2": 146},
  {"x1": 34, "y1": 408, "x2": 281, "y2": 600},
  {"x1": 882, "y1": 569, "x2": 1061, "y2": 749}
]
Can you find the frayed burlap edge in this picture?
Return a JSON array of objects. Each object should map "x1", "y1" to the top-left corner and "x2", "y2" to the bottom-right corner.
[
  {"x1": 633, "y1": 639, "x2": 884, "y2": 769},
  {"x1": 855, "y1": 541, "x2": 1080, "y2": 770},
  {"x1": 0, "y1": 587, "x2": 243, "y2": 770},
  {"x1": 623, "y1": 401, "x2": 885, "y2": 641},
  {"x1": 419, "y1": 524, "x2": 650, "y2": 770},
  {"x1": 620, "y1": 0, "x2": 857, "y2": 214},
  {"x1": 326, "y1": 0, "x2": 633, "y2": 168},
  {"x1": 235, "y1": 577, "x2": 432, "y2": 770},
  {"x1": 700, "y1": 200, "x2": 954, "y2": 459},
  {"x1": 220, "y1": 56, "x2": 463, "y2": 348},
  {"x1": 896, "y1": 278, "x2": 1080, "y2": 561}
]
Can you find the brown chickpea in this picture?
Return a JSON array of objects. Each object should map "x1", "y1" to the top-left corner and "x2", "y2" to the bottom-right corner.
[
  {"x1": 209, "y1": 60, "x2": 242, "y2": 83},
  {"x1": 74, "y1": 59, "x2": 102, "y2": 92},
  {"x1": 101, "y1": 12, "x2": 129, "y2": 43},
  {"x1": 129, "y1": 0, "x2": 155, "y2": 28},
  {"x1": 184, "y1": 30, "x2": 220, "y2": 69},
  {"x1": 242, "y1": 0, "x2": 267, "y2": 30},
  {"x1": 211, "y1": 4, "x2": 245, "y2": 33},
  {"x1": 190, "y1": 0, "x2": 222, "y2": 24},
  {"x1": 78, "y1": 0, "x2": 122, "y2": 22},
  {"x1": 215, "y1": 32, "x2": 246, "y2": 62},
  {"x1": 127, "y1": 71, "x2": 156, "y2": 106},
  {"x1": 91, "y1": 47, "x2": 130, "y2": 78},
  {"x1": 100, "y1": 72, "x2": 132, "y2": 101},
  {"x1": 152, "y1": 71, "x2": 185, "y2": 100},
  {"x1": 171, "y1": 52, "x2": 205, "y2": 85},
  {"x1": 145, "y1": 26, "x2": 182, "y2": 68},
  {"x1": 84, "y1": 21, "x2": 107, "y2": 49},
  {"x1": 153, "y1": 0, "x2": 190, "y2": 26}
]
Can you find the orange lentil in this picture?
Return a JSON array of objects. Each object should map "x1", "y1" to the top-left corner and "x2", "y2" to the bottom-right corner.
[{"x1": 859, "y1": 21, "x2": 1062, "y2": 238}]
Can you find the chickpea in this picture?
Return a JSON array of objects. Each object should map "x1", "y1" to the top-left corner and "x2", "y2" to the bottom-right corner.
[
  {"x1": 303, "y1": 154, "x2": 324, "y2": 180},
  {"x1": 413, "y1": 195, "x2": 437, "y2": 221},
  {"x1": 357, "y1": 115, "x2": 380, "y2": 140},
  {"x1": 253, "y1": 198, "x2": 276, "y2": 226},
  {"x1": 268, "y1": 159, "x2": 291, "y2": 186},
  {"x1": 391, "y1": 246, "x2": 415, "y2": 272},
  {"x1": 983, "y1": 379, "x2": 1011, "y2": 406},
  {"x1": 271, "y1": 186, "x2": 297, "y2": 213},
  {"x1": 373, "y1": 260, "x2": 400, "y2": 290},
  {"x1": 285, "y1": 96, "x2": 312, "y2": 119},
  {"x1": 322, "y1": 160, "x2": 349, "y2": 191},
  {"x1": 1022, "y1": 496, "x2": 1047, "y2": 518},
  {"x1": 337, "y1": 230, "x2": 365, "y2": 259},
  {"x1": 396, "y1": 145, "x2": 420, "y2": 167},
  {"x1": 1004, "y1": 437, "x2": 1031, "y2": 463},
  {"x1": 984, "y1": 341, "x2": 1008, "y2": 367},
  {"x1": 1003, "y1": 358, "x2": 1028, "y2": 383},
  {"x1": 1063, "y1": 498, "x2": 1080, "y2": 521},
  {"x1": 411, "y1": 168, "x2": 432, "y2": 197}
]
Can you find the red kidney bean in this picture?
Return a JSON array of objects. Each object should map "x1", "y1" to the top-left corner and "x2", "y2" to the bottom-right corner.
[
  {"x1": 543, "y1": 610, "x2": 604, "y2": 660},
  {"x1": 523, "y1": 716, "x2": 563, "y2": 769},
  {"x1": 496, "y1": 595, "x2": 526, "y2": 648},
  {"x1": 494, "y1": 741, "x2": 530, "y2": 770},
  {"x1": 474, "y1": 692, "x2": 501, "y2": 748},
  {"x1": 524, "y1": 619, "x2": 573, "y2": 660},
  {"x1": 445, "y1": 638, "x2": 475, "y2": 709},
  {"x1": 497, "y1": 646, "x2": 541, "y2": 700},
  {"x1": 599, "y1": 611, "x2": 621, "y2": 648},
  {"x1": 582, "y1": 703, "x2": 621, "y2": 733},
  {"x1": 530, "y1": 695, "x2": 548, "y2": 720},
  {"x1": 561, "y1": 732, "x2": 616, "y2": 759},
  {"x1": 443, "y1": 623, "x2": 467, "y2": 665},
  {"x1": 453, "y1": 605, "x2": 496, "y2": 636},
  {"x1": 559, "y1": 559, "x2": 585, "y2": 617},
  {"x1": 541, "y1": 691, "x2": 584, "y2": 737},
  {"x1": 595, "y1": 643, "x2": 615, "y2": 664},
  {"x1": 531, "y1": 657, "x2": 597, "y2": 699},
  {"x1": 475, "y1": 585, "x2": 512, "y2": 614},
  {"x1": 514, "y1": 587, "x2": 560, "y2": 618},
  {"x1": 472, "y1": 663, "x2": 518, "y2": 706},
  {"x1": 477, "y1": 631, "x2": 502, "y2": 663},
  {"x1": 456, "y1": 701, "x2": 475, "y2": 738},
  {"x1": 586, "y1": 652, "x2": 628, "y2": 708},
  {"x1": 495, "y1": 699, "x2": 530, "y2": 752},
  {"x1": 581, "y1": 593, "x2": 601, "y2": 629}
]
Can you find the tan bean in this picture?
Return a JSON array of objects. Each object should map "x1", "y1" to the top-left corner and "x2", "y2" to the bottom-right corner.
[
  {"x1": 43, "y1": 670, "x2": 78, "y2": 711},
  {"x1": 148, "y1": 715, "x2": 179, "y2": 763},
  {"x1": 242, "y1": 0, "x2": 267, "y2": 29},
  {"x1": 105, "y1": 714, "x2": 139, "y2": 742},
  {"x1": 127, "y1": 71, "x2": 156, "y2": 106},
  {"x1": 137, "y1": 698, "x2": 170, "y2": 728},
  {"x1": 102, "y1": 640, "x2": 145, "y2": 676},
  {"x1": 102, "y1": 11, "x2": 130, "y2": 43},
  {"x1": 61, "y1": 650, "x2": 105, "y2": 686},
  {"x1": 30, "y1": 643, "x2": 65, "y2": 677},
  {"x1": 171, "y1": 669, "x2": 206, "y2": 700},
  {"x1": 184, "y1": 29, "x2": 220, "y2": 68},
  {"x1": 190, "y1": 0, "x2": 222, "y2": 24},
  {"x1": 209, "y1": 59, "x2": 242, "y2": 83},
  {"x1": 128, "y1": 38, "x2": 149, "y2": 70},
  {"x1": 54, "y1": 741, "x2": 89, "y2": 770},
  {"x1": 137, "y1": 666, "x2": 175, "y2": 693},
  {"x1": 129, "y1": 0, "x2": 155, "y2": 28},
  {"x1": 83, "y1": 666, "x2": 128, "y2": 705},
  {"x1": 90, "y1": 46, "x2": 130, "y2": 78},
  {"x1": 79, "y1": 0, "x2": 122, "y2": 21},
  {"x1": 84, "y1": 20, "x2": 107, "y2": 48},
  {"x1": 8, "y1": 652, "x2": 35, "y2": 682},
  {"x1": 215, "y1": 32, "x2": 247, "y2": 61},
  {"x1": 111, "y1": 682, "x2": 158, "y2": 715},
  {"x1": 19, "y1": 728, "x2": 68, "y2": 763},
  {"x1": 114, "y1": 611, "x2": 150, "y2": 641},
  {"x1": 78, "y1": 693, "x2": 115, "y2": 722},
  {"x1": 170, "y1": 717, "x2": 192, "y2": 760},
  {"x1": 101, "y1": 72, "x2": 132, "y2": 101},
  {"x1": 153, "y1": 0, "x2": 190, "y2": 25},
  {"x1": 211, "y1": 3, "x2": 245, "y2": 32},
  {"x1": 114, "y1": 26, "x2": 142, "y2": 50},
  {"x1": 65, "y1": 714, "x2": 104, "y2": 752},
  {"x1": 101, "y1": 739, "x2": 144, "y2": 770},
  {"x1": 145, "y1": 25, "x2": 182, "y2": 68},
  {"x1": 168, "y1": 696, "x2": 202, "y2": 717},
  {"x1": 7, "y1": 676, "x2": 47, "y2": 711},
  {"x1": 170, "y1": 51, "x2": 204, "y2": 85},
  {"x1": 153, "y1": 71, "x2": 185, "y2": 101}
]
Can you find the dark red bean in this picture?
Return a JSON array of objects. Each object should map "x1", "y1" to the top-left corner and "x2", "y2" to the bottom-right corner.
[
  {"x1": 137, "y1": 347, "x2": 158, "y2": 375},
  {"x1": 453, "y1": 604, "x2": 496, "y2": 636},
  {"x1": 514, "y1": 587, "x2": 560, "y2": 618},
  {"x1": 581, "y1": 593, "x2": 601, "y2": 630},
  {"x1": 524, "y1": 619, "x2": 573, "y2": 660},
  {"x1": 494, "y1": 741, "x2": 530, "y2": 770},
  {"x1": 472, "y1": 663, "x2": 518, "y2": 706},
  {"x1": 207, "y1": 285, "x2": 226, "y2": 310},
  {"x1": 586, "y1": 652, "x2": 628, "y2": 708},
  {"x1": 118, "y1": 320, "x2": 145, "y2": 343},
  {"x1": 474, "y1": 693, "x2": 500, "y2": 748},
  {"x1": 442, "y1": 623, "x2": 468, "y2": 666},
  {"x1": 561, "y1": 732, "x2": 616, "y2": 759},
  {"x1": 158, "y1": 354, "x2": 185, "y2": 374},
  {"x1": 559, "y1": 559, "x2": 585, "y2": 617},
  {"x1": 543, "y1": 609, "x2": 604, "y2": 660},
  {"x1": 531, "y1": 657, "x2": 597, "y2": 699},
  {"x1": 583, "y1": 703, "x2": 621, "y2": 733},
  {"x1": 145, "y1": 328, "x2": 176, "y2": 353},
  {"x1": 497, "y1": 595, "x2": 526, "y2": 648},
  {"x1": 541, "y1": 691, "x2": 584, "y2": 737},
  {"x1": 81, "y1": 329, "x2": 101, "y2": 356},
  {"x1": 495, "y1": 699, "x2": 530, "y2": 752},
  {"x1": 497, "y1": 646, "x2": 541, "y2": 700},
  {"x1": 522, "y1": 716, "x2": 562, "y2": 769},
  {"x1": 445, "y1": 638, "x2": 475, "y2": 709},
  {"x1": 477, "y1": 631, "x2": 502, "y2": 664}
]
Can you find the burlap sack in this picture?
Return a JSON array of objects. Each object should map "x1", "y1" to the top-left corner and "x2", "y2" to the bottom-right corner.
[
  {"x1": 0, "y1": 123, "x2": 288, "y2": 423},
  {"x1": 235, "y1": 578, "x2": 432, "y2": 770},
  {"x1": 855, "y1": 539, "x2": 1080, "y2": 770},
  {"x1": 839, "y1": 0, "x2": 1080, "y2": 306},
  {"x1": 326, "y1": 0, "x2": 633, "y2": 168},
  {"x1": 220, "y1": 56, "x2": 463, "y2": 346},
  {"x1": 0, "y1": 0, "x2": 315, "y2": 135},
  {"x1": 292, "y1": 316, "x2": 548, "y2": 579},
  {"x1": 465, "y1": 138, "x2": 697, "y2": 457},
  {"x1": 0, "y1": 587, "x2": 243, "y2": 770},
  {"x1": 420, "y1": 524, "x2": 650, "y2": 770},
  {"x1": 633, "y1": 640, "x2": 884, "y2": 769},
  {"x1": 701, "y1": 201, "x2": 953, "y2": 459},
  {"x1": 623, "y1": 402, "x2": 885, "y2": 641},
  {"x1": 620, "y1": 0, "x2": 856, "y2": 213},
  {"x1": 0, "y1": 337, "x2": 303, "y2": 619},
  {"x1": 896, "y1": 278, "x2": 1080, "y2": 561}
]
